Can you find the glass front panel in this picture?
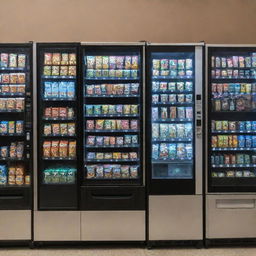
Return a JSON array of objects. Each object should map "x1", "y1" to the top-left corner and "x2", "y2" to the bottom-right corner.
[
  {"x1": 83, "y1": 49, "x2": 142, "y2": 184},
  {"x1": 209, "y1": 49, "x2": 256, "y2": 191},
  {"x1": 151, "y1": 52, "x2": 195, "y2": 179}
]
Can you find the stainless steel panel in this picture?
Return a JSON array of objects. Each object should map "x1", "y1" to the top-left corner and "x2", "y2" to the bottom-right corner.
[
  {"x1": 81, "y1": 42, "x2": 146, "y2": 46},
  {"x1": 207, "y1": 194, "x2": 256, "y2": 238},
  {"x1": 147, "y1": 43, "x2": 204, "y2": 46},
  {"x1": 149, "y1": 195, "x2": 203, "y2": 240},
  {"x1": 195, "y1": 46, "x2": 203, "y2": 195},
  {"x1": 81, "y1": 211, "x2": 145, "y2": 241},
  {"x1": 0, "y1": 210, "x2": 31, "y2": 240},
  {"x1": 34, "y1": 211, "x2": 80, "y2": 241},
  {"x1": 32, "y1": 42, "x2": 38, "y2": 210}
]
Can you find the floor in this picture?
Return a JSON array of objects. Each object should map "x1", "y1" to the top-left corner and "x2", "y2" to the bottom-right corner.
[{"x1": 0, "y1": 248, "x2": 255, "y2": 256}]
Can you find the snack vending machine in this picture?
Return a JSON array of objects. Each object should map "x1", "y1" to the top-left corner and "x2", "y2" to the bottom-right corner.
[
  {"x1": 206, "y1": 45, "x2": 256, "y2": 244},
  {"x1": 81, "y1": 42, "x2": 145, "y2": 241},
  {"x1": 34, "y1": 43, "x2": 81, "y2": 241},
  {"x1": 0, "y1": 43, "x2": 33, "y2": 242},
  {"x1": 146, "y1": 43, "x2": 203, "y2": 246}
]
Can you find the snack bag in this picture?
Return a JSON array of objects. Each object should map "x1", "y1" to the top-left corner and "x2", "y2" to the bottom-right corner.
[
  {"x1": 2, "y1": 74, "x2": 10, "y2": 83},
  {"x1": 60, "y1": 123, "x2": 68, "y2": 135},
  {"x1": 43, "y1": 141, "x2": 51, "y2": 158},
  {"x1": 95, "y1": 165, "x2": 104, "y2": 178},
  {"x1": 17, "y1": 84, "x2": 25, "y2": 94},
  {"x1": 17, "y1": 54, "x2": 26, "y2": 68},
  {"x1": 152, "y1": 123, "x2": 159, "y2": 139},
  {"x1": 69, "y1": 53, "x2": 76, "y2": 65},
  {"x1": 58, "y1": 82, "x2": 67, "y2": 98},
  {"x1": 131, "y1": 56, "x2": 139, "y2": 70},
  {"x1": 95, "y1": 56, "x2": 103, "y2": 69},
  {"x1": 153, "y1": 59, "x2": 160, "y2": 70},
  {"x1": 68, "y1": 123, "x2": 75, "y2": 136},
  {"x1": 68, "y1": 66, "x2": 76, "y2": 76},
  {"x1": 87, "y1": 165, "x2": 95, "y2": 179},
  {"x1": 60, "y1": 53, "x2": 69, "y2": 65},
  {"x1": 52, "y1": 66, "x2": 60, "y2": 76},
  {"x1": 51, "y1": 107, "x2": 59, "y2": 118},
  {"x1": 69, "y1": 141, "x2": 76, "y2": 158},
  {"x1": 59, "y1": 140, "x2": 68, "y2": 158},
  {"x1": 125, "y1": 56, "x2": 132, "y2": 69},
  {"x1": 177, "y1": 124, "x2": 185, "y2": 138},
  {"x1": 160, "y1": 124, "x2": 168, "y2": 139},
  {"x1": 130, "y1": 166, "x2": 138, "y2": 178},
  {"x1": 86, "y1": 69, "x2": 94, "y2": 78},
  {"x1": 44, "y1": 53, "x2": 52, "y2": 65},
  {"x1": 51, "y1": 141, "x2": 59, "y2": 157},
  {"x1": 60, "y1": 66, "x2": 68, "y2": 76},
  {"x1": 159, "y1": 143, "x2": 168, "y2": 159},
  {"x1": 121, "y1": 120, "x2": 129, "y2": 130},
  {"x1": 121, "y1": 165, "x2": 130, "y2": 178},
  {"x1": 0, "y1": 146, "x2": 8, "y2": 158},
  {"x1": 44, "y1": 82, "x2": 52, "y2": 98},
  {"x1": 7, "y1": 98, "x2": 15, "y2": 111},
  {"x1": 52, "y1": 123, "x2": 60, "y2": 135},
  {"x1": 116, "y1": 56, "x2": 124, "y2": 69},
  {"x1": 52, "y1": 53, "x2": 61, "y2": 65},
  {"x1": 10, "y1": 142, "x2": 17, "y2": 158},
  {"x1": 16, "y1": 174, "x2": 24, "y2": 185},
  {"x1": 10, "y1": 73, "x2": 18, "y2": 84},
  {"x1": 67, "y1": 82, "x2": 75, "y2": 99},
  {"x1": 44, "y1": 124, "x2": 52, "y2": 136},
  {"x1": 152, "y1": 144, "x2": 159, "y2": 159},
  {"x1": 112, "y1": 165, "x2": 121, "y2": 179},
  {"x1": 113, "y1": 152, "x2": 121, "y2": 159},
  {"x1": 51, "y1": 82, "x2": 59, "y2": 98},
  {"x1": 0, "y1": 53, "x2": 8, "y2": 67},
  {"x1": 59, "y1": 107, "x2": 68, "y2": 118},
  {"x1": 16, "y1": 121, "x2": 23, "y2": 134},
  {"x1": 9, "y1": 54, "x2": 17, "y2": 68},
  {"x1": 170, "y1": 106, "x2": 177, "y2": 119}
]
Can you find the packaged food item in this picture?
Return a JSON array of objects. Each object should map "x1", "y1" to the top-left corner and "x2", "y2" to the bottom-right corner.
[
  {"x1": 2, "y1": 74, "x2": 10, "y2": 83},
  {"x1": 59, "y1": 140, "x2": 68, "y2": 158},
  {"x1": 113, "y1": 152, "x2": 121, "y2": 159},
  {"x1": 160, "y1": 124, "x2": 169, "y2": 139},
  {"x1": 16, "y1": 121, "x2": 23, "y2": 134},
  {"x1": 67, "y1": 82, "x2": 75, "y2": 99},
  {"x1": 0, "y1": 146, "x2": 8, "y2": 158},
  {"x1": 59, "y1": 123, "x2": 67, "y2": 135},
  {"x1": 170, "y1": 107, "x2": 176, "y2": 119},
  {"x1": 67, "y1": 123, "x2": 75, "y2": 136},
  {"x1": 68, "y1": 66, "x2": 76, "y2": 76},
  {"x1": 176, "y1": 143, "x2": 186, "y2": 159},
  {"x1": 238, "y1": 135, "x2": 245, "y2": 148},
  {"x1": 9, "y1": 54, "x2": 17, "y2": 67},
  {"x1": 104, "y1": 165, "x2": 112, "y2": 178},
  {"x1": 52, "y1": 53, "x2": 61, "y2": 65},
  {"x1": 60, "y1": 66, "x2": 68, "y2": 76},
  {"x1": 86, "y1": 165, "x2": 95, "y2": 179},
  {"x1": 44, "y1": 53, "x2": 52, "y2": 65},
  {"x1": 51, "y1": 141, "x2": 59, "y2": 157},
  {"x1": 68, "y1": 53, "x2": 76, "y2": 65},
  {"x1": 44, "y1": 124, "x2": 52, "y2": 136},
  {"x1": 52, "y1": 66, "x2": 60, "y2": 76},
  {"x1": 159, "y1": 82, "x2": 168, "y2": 91},
  {"x1": 10, "y1": 142, "x2": 17, "y2": 158},
  {"x1": 177, "y1": 124, "x2": 185, "y2": 138},
  {"x1": 121, "y1": 165, "x2": 130, "y2": 178},
  {"x1": 122, "y1": 153, "x2": 129, "y2": 159},
  {"x1": 68, "y1": 141, "x2": 76, "y2": 158},
  {"x1": 152, "y1": 123, "x2": 159, "y2": 139},
  {"x1": 0, "y1": 121, "x2": 8, "y2": 134},
  {"x1": 0, "y1": 53, "x2": 8, "y2": 67},
  {"x1": 152, "y1": 82, "x2": 160, "y2": 91},
  {"x1": 211, "y1": 136, "x2": 218, "y2": 148},
  {"x1": 43, "y1": 141, "x2": 51, "y2": 158},
  {"x1": 52, "y1": 123, "x2": 60, "y2": 135}
]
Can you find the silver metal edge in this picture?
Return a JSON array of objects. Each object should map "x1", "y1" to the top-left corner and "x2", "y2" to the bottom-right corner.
[
  {"x1": 142, "y1": 45, "x2": 146, "y2": 186},
  {"x1": 147, "y1": 43, "x2": 205, "y2": 46},
  {"x1": 206, "y1": 44, "x2": 256, "y2": 48},
  {"x1": 195, "y1": 46, "x2": 203, "y2": 195},
  {"x1": 205, "y1": 46, "x2": 208, "y2": 195},
  {"x1": 81, "y1": 42, "x2": 146, "y2": 46},
  {"x1": 33, "y1": 42, "x2": 38, "y2": 211}
]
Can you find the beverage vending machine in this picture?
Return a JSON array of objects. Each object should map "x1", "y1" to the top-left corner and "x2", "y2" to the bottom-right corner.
[
  {"x1": 0, "y1": 43, "x2": 33, "y2": 242},
  {"x1": 206, "y1": 45, "x2": 256, "y2": 245},
  {"x1": 146, "y1": 43, "x2": 203, "y2": 246}
]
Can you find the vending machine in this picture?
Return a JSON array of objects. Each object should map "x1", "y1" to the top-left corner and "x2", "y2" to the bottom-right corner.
[
  {"x1": 0, "y1": 43, "x2": 33, "y2": 242},
  {"x1": 33, "y1": 43, "x2": 81, "y2": 241},
  {"x1": 80, "y1": 42, "x2": 145, "y2": 241},
  {"x1": 206, "y1": 45, "x2": 256, "y2": 245},
  {"x1": 146, "y1": 43, "x2": 203, "y2": 246}
]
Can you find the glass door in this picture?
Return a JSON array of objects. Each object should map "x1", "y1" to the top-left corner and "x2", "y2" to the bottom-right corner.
[
  {"x1": 82, "y1": 45, "x2": 143, "y2": 186},
  {"x1": 208, "y1": 46, "x2": 256, "y2": 192},
  {"x1": 147, "y1": 46, "x2": 200, "y2": 195}
]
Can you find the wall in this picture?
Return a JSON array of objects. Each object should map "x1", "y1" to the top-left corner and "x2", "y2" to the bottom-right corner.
[{"x1": 1, "y1": 0, "x2": 256, "y2": 43}]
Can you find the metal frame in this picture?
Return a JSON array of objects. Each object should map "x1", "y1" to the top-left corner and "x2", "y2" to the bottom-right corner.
[
  {"x1": 81, "y1": 42, "x2": 145, "y2": 46},
  {"x1": 195, "y1": 46, "x2": 203, "y2": 195},
  {"x1": 147, "y1": 43, "x2": 204, "y2": 47}
]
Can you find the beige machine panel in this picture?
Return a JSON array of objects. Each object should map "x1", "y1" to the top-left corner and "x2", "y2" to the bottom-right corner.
[
  {"x1": 149, "y1": 195, "x2": 203, "y2": 240},
  {"x1": 81, "y1": 211, "x2": 145, "y2": 241},
  {"x1": 34, "y1": 211, "x2": 80, "y2": 241},
  {"x1": 0, "y1": 210, "x2": 31, "y2": 240},
  {"x1": 207, "y1": 194, "x2": 256, "y2": 239}
]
